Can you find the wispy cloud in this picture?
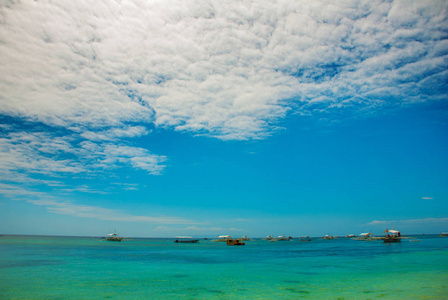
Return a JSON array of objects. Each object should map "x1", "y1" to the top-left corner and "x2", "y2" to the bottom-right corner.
[
  {"x1": 27, "y1": 198, "x2": 193, "y2": 224},
  {"x1": 154, "y1": 225, "x2": 242, "y2": 232},
  {"x1": 0, "y1": 127, "x2": 166, "y2": 192},
  {"x1": 421, "y1": 197, "x2": 434, "y2": 200},
  {"x1": 367, "y1": 217, "x2": 448, "y2": 226}
]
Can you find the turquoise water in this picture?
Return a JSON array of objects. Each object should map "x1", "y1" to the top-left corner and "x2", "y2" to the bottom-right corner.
[{"x1": 1, "y1": 235, "x2": 447, "y2": 299}]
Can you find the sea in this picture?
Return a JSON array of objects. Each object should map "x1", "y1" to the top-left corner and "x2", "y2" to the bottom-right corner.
[{"x1": 1, "y1": 234, "x2": 447, "y2": 299}]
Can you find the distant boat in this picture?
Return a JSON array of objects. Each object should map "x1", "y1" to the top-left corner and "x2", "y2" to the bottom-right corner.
[
  {"x1": 174, "y1": 236, "x2": 199, "y2": 243},
  {"x1": 277, "y1": 235, "x2": 291, "y2": 241},
  {"x1": 213, "y1": 235, "x2": 231, "y2": 242},
  {"x1": 265, "y1": 235, "x2": 274, "y2": 240},
  {"x1": 322, "y1": 234, "x2": 334, "y2": 240},
  {"x1": 352, "y1": 232, "x2": 373, "y2": 241},
  {"x1": 241, "y1": 235, "x2": 250, "y2": 241},
  {"x1": 383, "y1": 228, "x2": 401, "y2": 243},
  {"x1": 440, "y1": 232, "x2": 448, "y2": 237},
  {"x1": 105, "y1": 231, "x2": 123, "y2": 242},
  {"x1": 226, "y1": 238, "x2": 245, "y2": 246},
  {"x1": 299, "y1": 236, "x2": 311, "y2": 241}
]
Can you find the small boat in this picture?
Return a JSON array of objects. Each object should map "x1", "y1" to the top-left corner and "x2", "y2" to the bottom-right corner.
[
  {"x1": 322, "y1": 234, "x2": 334, "y2": 240},
  {"x1": 383, "y1": 229, "x2": 401, "y2": 243},
  {"x1": 346, "y1": 234, "x2": 355, "y2": 238},
  {"x1": 265, "y1": 235, "x2": 274, "y2": 240},
  {"x1": 440, "y1": 232, "x2": 448, "y2": 237},
  {"x1": 213, "y1": 235, "x2": 231, "y2": 242},
  {"x1": 105, "y1": 231, "x2": 123, "y2": 242},
  {"x1": 174, "y1": 236, "x2": 199, "y2": 243},
  {"x1": 277, "y1": 235, "x2": 292, "y2": 241},
  {"x1": 226, "y1": 238, "x2": 245, "y2": 246},
  {"x1": 241, "y1": 235, "x2": 250, "y2": 241},
  {"x1": 353, "y1": 232, "x2": 373, "y2": 241},
  {"x1": 299, "y1": 236, "x2": 311, "y2": 241}
]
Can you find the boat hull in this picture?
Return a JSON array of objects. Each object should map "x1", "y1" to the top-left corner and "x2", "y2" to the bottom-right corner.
[
  {"x1": 226, "y1": 239, "x2": 245, "y2": 246},
  {"x1": 174, "y1": 240, "x2": 199, "y2": 243}
]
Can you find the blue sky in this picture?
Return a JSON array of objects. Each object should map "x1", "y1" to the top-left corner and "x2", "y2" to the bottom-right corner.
[{"x1": 0, "y1": 0, "x2": 447, "y2": 237}]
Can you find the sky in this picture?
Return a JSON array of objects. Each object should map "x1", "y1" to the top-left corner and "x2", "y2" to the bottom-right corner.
[{"x1": 0, "y1": 0, "x2": 447, "y2": 238}]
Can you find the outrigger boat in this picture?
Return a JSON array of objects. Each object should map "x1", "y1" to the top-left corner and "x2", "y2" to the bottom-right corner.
[
  {"x1": 352, "y1": 232, "x2": 373, "y2": 241},
  {"x1": 277, "y1": 235, "x2": 292, "y2": 241},
  {"x1": 322, "y1": 234, "x2": 334, "y2": 240},
  {"x1": 213, "y1": 235, "x2": 231, "y2": 242},
  {"x1": 105, "y1": 231, "x2": 123, "y2": 242},
  {"x1": 440, "y1": 232, "x2": 448, "y2": 237},
  {"x1": 383, "y1": 228, "x2": 401, "y2": 243},
  {"x1": 174, "y1": 236, "x2": 199, "y2": 243}
]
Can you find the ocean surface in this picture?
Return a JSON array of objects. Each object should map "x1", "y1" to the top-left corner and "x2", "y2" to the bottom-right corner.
[{"x1": 1, "y1": 234, "x2": 447, "y2": 299}]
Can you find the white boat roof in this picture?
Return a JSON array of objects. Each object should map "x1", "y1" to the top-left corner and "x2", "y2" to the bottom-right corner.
[
  {"x1": 360, "y1": 232, "x2": 371, "y2": 236},
  {"x1": 175, "y1": 236, "x2": 192, "y2": 239},
  {"x1": 218, "y1": 235, "x2": 230, "y2": 238}
]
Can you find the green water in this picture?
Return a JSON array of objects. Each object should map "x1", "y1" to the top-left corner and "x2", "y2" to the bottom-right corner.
[{"x1": 1, "y1": 235, "x2": 447, "y2": 299}]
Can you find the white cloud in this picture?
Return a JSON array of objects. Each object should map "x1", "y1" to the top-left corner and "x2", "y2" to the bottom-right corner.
[
  {"x1": 1, "y1": 0, "x2": 446, "y2": 140},
  {"x1": 367, "y1": 217, "x2": 448, "y2": 226},
  {"x1": 27, "y1": 198, "x2": 194, "y2": 224},
  {"x1": 421, "y1": 197, "x2": 434, "y2": 200},
  {"x1": 154, "y1": 225, "x2": 242, "y2": 232}
]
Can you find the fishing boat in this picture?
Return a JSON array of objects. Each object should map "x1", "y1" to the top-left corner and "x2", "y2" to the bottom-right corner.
[
  {"x1": 345, "y1": 234, "x2": 355, "y2": 238},
  {"x1": 383, "y1": 229, "x2": 401, "y2": 243},
  {"x1": 299, "y1": 236, "x2": 312, "y2": 241},
  {"x1": 174, "y1": 236, "x2": 199, "y2": 243},
  {"x1": 226, "y1": 238, "x2": 245, "y2": 246},
  {"x1": 105, "y1": 231, "x2": 123, "y2": 242},
  {"x1": 265, "y1": 235, "x2": 274, "y2": 240},
  {"x1": 213, "y1": 235, "x2": 231, "y2": 242},
  {"x1": 440, "y1": 232, "x2": 448, "y2": 237},
  {"x1": 241, "y1": 235, "x2": 250, "y2": 241},
  {"x1": 322, "y1": 234, "x2": 334, "y2": 240}
]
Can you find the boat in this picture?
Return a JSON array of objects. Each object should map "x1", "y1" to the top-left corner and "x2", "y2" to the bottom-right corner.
[
  {"x1": 213, "y1": 235, "x2": 231, "y2": 242},
  {"x1": 346, "y1": 234, "x2": 355, "y2": 238},
  {"x1": 226, "y1": 238, "x2": 245, "y2": 246},
  {"x1": 383, "y1": 229, "x2": 401, "y2": 243},
  {"x1": 105, "y1": 231, "x2": 123, "y2": 242},
  {"x1": 241, "y1": 235, "x2": 250, "y2": 241},
  {"x1": 352, "y1": 232, "x2": 373, "y2": 241},
  {"x1": 174, "y1": 236, "x2": 199, "y2": 243},
  {"x1": 440, "y1": 232, "x2": 448, "y2": 237},
  {"x1": 265, "y1": 235, "x2": 274, "y2": 240},
  {"x1": 322, "y1": 234, "x2": 334, "y2": 240},
  {"x1": 277, "y1": 235, "x2": 291, "y2": 241},
  {"x1": 299, "y1": 236, "x2": 311, "y2": 241}
]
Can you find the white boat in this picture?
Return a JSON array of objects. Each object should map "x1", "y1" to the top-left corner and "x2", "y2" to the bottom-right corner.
[
  {"x1": 322, "y1": 234, "x2": 334, "y2": 240},
  {"x1": 277, "y1": 235, "x2": 291, "y2": 241},
  {"x1": 383, "y1": 229, "x2": 401, "y2": 243},
  {"x1": 265, "y1": 235, "x2": 274, "y2": 240},
  {"x1": 105, "y1": 231, "x2": 123, "y2": 242},
  {"x1": 352, "y1": 232, "x2": 373, "y2": 240}
]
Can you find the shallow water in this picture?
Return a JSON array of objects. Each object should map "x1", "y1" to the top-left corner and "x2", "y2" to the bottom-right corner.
[{"x1": 1, "y1": 235, "x2": 447, "y2": 299}]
